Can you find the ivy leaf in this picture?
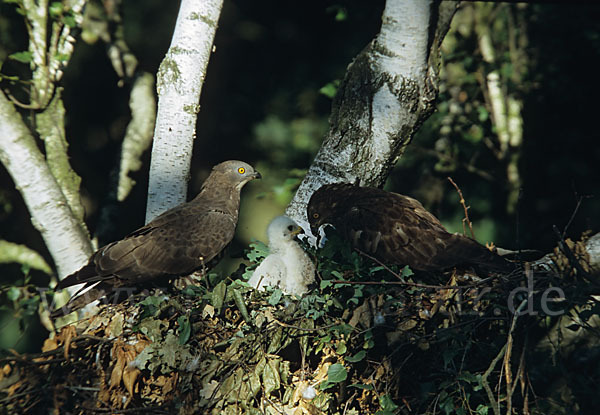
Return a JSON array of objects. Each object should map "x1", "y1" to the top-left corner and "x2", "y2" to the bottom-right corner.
[
  {"x1": 246, "y1": 240, "x2": 269, "y2": 263},
  {"x1": 139, "y1": 295, "x2": 166, "y2": 319},
  {"x1": 377, "y1": 394, "x2": 399, "y2": 414}
]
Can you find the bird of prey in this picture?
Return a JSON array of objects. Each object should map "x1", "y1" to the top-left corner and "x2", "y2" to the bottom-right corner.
[
  {"x1": 307, "y1": 183, "x2": 515, "y2": 273},
  {"x1": 248, "y1": 216, "x2": 316, "y2": 296},
  {"x1": 52, "y1": 160, "x2": 261, "y2": 317}
]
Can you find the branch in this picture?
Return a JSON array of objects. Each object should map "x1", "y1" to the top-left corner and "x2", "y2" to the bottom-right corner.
[
  {"x1": 145, "y1": 0, "x2": 224, "y2": 222},
  {"x1": 118, "y1": 73, "x2": 157, "y2": 202},
  {"x1": 0, "y1": 92, "x2": 93, "y2": 280}
]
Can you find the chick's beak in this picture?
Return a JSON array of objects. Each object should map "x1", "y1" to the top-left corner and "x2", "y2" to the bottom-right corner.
[{"x1": 291, "y1": 226, "x2": 304, "y2": 237}]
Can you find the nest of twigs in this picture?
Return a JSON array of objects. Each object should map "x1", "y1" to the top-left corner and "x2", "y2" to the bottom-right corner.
[{"x1": 1, "y1": 233, "x2": 599, "y2": 415}]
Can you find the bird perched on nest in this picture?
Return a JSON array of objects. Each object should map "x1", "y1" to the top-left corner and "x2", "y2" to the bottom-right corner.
[
  {"x1": 248, "y1": 216, "x2": 316, "y2": 296},
  {"x1": 307, "y1": 183, "x2": 515, "y2": 273},
  {"x1": 52, "y1": 160, "x2": 261, "y2": 317}
]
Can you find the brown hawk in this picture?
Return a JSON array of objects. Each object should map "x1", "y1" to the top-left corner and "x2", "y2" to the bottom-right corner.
[
  {"x1": 52, "y1": 160, "x2": 261, "y2": 317},
  {"x1": 307, "y1": 183, "x2": 515, "y2": 273}
]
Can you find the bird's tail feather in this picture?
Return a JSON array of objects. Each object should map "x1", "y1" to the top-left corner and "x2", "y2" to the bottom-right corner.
[
  {"x1": 50, "y1": 285, "x2": 108, "y2": 318},
  {"x1": 446, "y1": 235, "x2": 518, "y2": 273},
  {"x1": 55, "y1": 263, "x2": 101, "y2": 290}
]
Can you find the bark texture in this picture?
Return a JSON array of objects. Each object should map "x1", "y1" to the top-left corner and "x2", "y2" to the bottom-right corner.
[
  {"x1": 0, "y1": 92, "x2": 93, "y2": 279},
  {"x1": 286, "y1": 0, "x2": 458, "y2": 233},
  {"x1": 145, "y1": 0, "x2": 224, "y2": 222}
]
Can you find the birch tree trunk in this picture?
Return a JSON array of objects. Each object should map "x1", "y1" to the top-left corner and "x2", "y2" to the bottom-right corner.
[
  {"x1": 286, "y1": 0, "x2": 458, "y2": 232},
  {"x1": 0, "y1": 92, "x2": 93, "y2": 279},
  {"x1": 145, "y1": 0, "x2": 224, "y2": 222}
]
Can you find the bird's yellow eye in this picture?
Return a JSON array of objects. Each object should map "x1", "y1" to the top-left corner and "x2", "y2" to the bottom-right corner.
[
  {"x1": 312, "y1": 213, "x2": 319, "y2": 219},
  {"x1": 238, "y1": 167, "x2": 246, "y2": 174}
]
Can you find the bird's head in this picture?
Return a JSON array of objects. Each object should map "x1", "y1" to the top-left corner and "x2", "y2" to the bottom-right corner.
[
  {"x1": 209, "y1": 160, "x2": 261, "y2": 190},
  {"x1": 307, "y1": 183, "x2": 351, "y2": 236},
  {"x1": 267, "y1": 216, "x2": 304, "y2": 245}
]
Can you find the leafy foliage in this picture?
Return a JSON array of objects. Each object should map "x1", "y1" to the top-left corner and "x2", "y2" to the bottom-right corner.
[{"x1": 3, "y1": 231, "x2": 599, "y2": 414}]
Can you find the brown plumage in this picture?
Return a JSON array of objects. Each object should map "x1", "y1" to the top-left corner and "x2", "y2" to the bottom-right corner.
[
  {"x1": 52, "y1": 160, "x2": 261, "y2": 317},
  {"x1": 307, "y1": 183, "x2": 515, "y2": 273}
]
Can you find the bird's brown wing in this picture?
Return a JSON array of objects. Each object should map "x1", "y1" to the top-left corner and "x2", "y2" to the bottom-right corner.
[
  {"x1": 57, "y1": 208, "x2": 237, "y2": 289},
  {"x1": 333, "y1": 191, "x2": 450, "y2": 270},
  {"x1": 333, "y1": 190, "x2": 513, "y2": 272}
]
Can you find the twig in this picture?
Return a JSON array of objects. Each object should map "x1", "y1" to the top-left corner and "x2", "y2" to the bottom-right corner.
[
  {"x1": 503, "y1": 299, "x2": 527, "y2": 414},
  {"x1": 481, "y1": 343, "x2": 506, "y2": 415},
  {"x1": 269, "y1": 318, "x2": 338, "y2": 332},
  {"x1": 562, "y1": 194, "x2": 592, "y2": 239},
  {"x1": 447, "y1": 177, "x2": 475, "y2": 239},
  {"x1": 343, "y1": 391, "x2": 358, "y2": 415},
  {"x1": 351, "y1": 249, "x2": 499, "y2": 289}
]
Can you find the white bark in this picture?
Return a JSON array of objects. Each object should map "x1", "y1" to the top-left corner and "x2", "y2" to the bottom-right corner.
[
  {"x1": 145, "y1": 0, "x2": 223, "y2": 222},
  {"x1": 287, "y1": 0, "x2": 457, "y2": 233},
  {"x1": 0, "y1": 92, "x2": 93, "y2": 280}
]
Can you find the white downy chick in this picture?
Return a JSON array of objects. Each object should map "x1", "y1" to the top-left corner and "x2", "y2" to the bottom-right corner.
[{"x1": 248, "y1": 216, "x2": 316, "y2": 296}]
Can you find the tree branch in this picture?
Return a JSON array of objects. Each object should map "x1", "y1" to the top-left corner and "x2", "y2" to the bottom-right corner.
[{"x1": 0, "y1": 92, "x2": 93, "y2": 279}]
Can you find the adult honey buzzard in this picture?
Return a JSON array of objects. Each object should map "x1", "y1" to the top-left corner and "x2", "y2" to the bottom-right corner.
[
  {"x1": 307, "y1": 183, "x2": 515, "y2": 273},
  {"x1": 52, "y1": 160, "x2": 261, "y2": 317}
]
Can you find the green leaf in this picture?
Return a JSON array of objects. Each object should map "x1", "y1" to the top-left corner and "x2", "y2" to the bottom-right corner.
[
  {"x1": 335, "y1": 8, "x2": 347, "y2": 21},
  {"x1": 457, "y1": 371, "x2": 478, "y2": 383},
  {"x1": 477, "y1": 106, "x2": 489, "y2": 122},
  {"x1": 476, "y1": 404, "x2": 490, "y2": 415},
  {"x1": 345, "y1": 350, "x2": 366, "y2": 363},
  {"x1": 232, "y1": 288, "x2": 251, "y2": 323},
  {"x1": 320, "y1": 279, "x2": 333, "y2": 289},
  {"x1": 7, "y1": 286, "x2": 21, "y2": 302},
  {"x1": 268, "y1": 288, "x2": 283, "y2": 306},
  {"x1": 49, "y1": 2, "x2": 63, "y2": 17},
  {"x1": 54, "y1": 53, "x2": 70, "y2": 62},
  {"x1": 319, "y1": 81, "x2": 339, "y2": 99},
  {"x1": 401, "y1": 266, "x2": 414, "y2": 277},
  {"x1": 177, "y1": 315, "x2": 191, "y2": 345},
  {"x1": 326, "y1": 363, "x2": 347, "y2": 384},
  {"x1": 139, "y1": 295, "x2": 166, "y2": 318},
  {"x1": 63, "y1": 14, "x2": 76, "y2": 28},
  {"x1": 211, "y1": 281, "x2": 227, "y2": 312},
  {"x1": 349, "y1": 383, "x2": 373, "y2": 390},
  {"x1": 379, "y1": 394, "x2": 399, "y2": 411},
  {"x1": 246, "y1": 240, "x2": 269, "y2": 262},
  {"x1": 9, "y1": 51, "x2": 32, "y2": 64}
]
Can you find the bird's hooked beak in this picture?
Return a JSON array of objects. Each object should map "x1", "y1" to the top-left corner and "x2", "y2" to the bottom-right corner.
[
  {"x1": 292, "y1": 226, "x2": 304, "y2": 239},
  {"x1": 252, "y1": 171, "x2": 262, "y2": 180}
]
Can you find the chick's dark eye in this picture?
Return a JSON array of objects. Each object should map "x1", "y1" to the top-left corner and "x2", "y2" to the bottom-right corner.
[
  {"x1": 287, "y1": 225, "x2": 294, "y2": 231},
  {"x1": 312, "y1": 213, "x2": 319, "y2": 219}
]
